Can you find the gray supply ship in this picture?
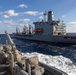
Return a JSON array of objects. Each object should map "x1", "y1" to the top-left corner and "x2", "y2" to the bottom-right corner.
[{"x1": 14, "y1": 11, "x2": 76, "y2": 44}]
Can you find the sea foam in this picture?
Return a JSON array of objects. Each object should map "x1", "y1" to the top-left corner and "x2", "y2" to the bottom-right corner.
[{"x1": 22, "y1": 52, "x2": 76, "y2": 75}]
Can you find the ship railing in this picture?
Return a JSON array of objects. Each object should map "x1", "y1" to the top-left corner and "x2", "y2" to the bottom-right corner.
[{"x1": 39, "y1": 62, "x2": 68, "y2": 75}]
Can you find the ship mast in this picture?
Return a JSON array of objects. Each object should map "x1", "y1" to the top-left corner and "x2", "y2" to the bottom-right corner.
[
  {"x1": 16, "y1": 27, "x2": 20, "y2": 34},
  {"x1": 23, "y1": 25, "x2": 27, "y2": 34},
  {"x1": 43, "y1": 11, "x2": 47, "y2": 22}
]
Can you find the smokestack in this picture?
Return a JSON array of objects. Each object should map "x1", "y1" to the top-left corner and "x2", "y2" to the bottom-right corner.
[{"x1": 48, "y1": 11, "x2": 54, "y2": 22}]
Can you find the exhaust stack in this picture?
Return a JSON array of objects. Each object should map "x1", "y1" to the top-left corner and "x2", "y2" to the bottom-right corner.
[{"x1": 48, "y1": 11, "x2": 54, "y2": 22}]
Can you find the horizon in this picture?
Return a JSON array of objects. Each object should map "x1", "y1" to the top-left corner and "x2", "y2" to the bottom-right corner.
[{"x1": 0, "y1": 0, "x2": 76, "y2": 34}]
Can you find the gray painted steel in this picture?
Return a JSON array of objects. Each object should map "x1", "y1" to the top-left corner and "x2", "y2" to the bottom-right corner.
[{"x1": 39, "y1": 62, "x2": 68, "y2": 75}]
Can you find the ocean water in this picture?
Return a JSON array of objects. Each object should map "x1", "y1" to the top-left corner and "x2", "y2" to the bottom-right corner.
[
  {"x1": 0, "y1": 34, "x2": 76, "y2": 63},
  {"x1": 15, "y1": 37, "x2": 76, "y2": 63},
  {"x1": 0, "y1": 34, "x2": 76, "y2": 75}
]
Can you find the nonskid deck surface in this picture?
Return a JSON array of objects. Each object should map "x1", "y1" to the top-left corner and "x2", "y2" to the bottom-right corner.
[{"x1": 0, "y1": 72, "x2": 10, "y2": 75}]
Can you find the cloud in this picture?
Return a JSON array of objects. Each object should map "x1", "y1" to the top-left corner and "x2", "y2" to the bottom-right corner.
[
  {"x1": 7, "y1": 25, "x2": 12, "y2": 28},
  {"x1": 3, "y1": 15, "x2": 9, "y2": 18},
  {"x1": 0, "y1": 21, "x2": 2, "y2": 24},
  {"x1": 3, "y1": 20, "x2": 17, "y2": 25},
  {"x1": 68, "y1": 22, "x2": 76, "y2": 25},
  {"x1": 66, "y1": 21, "x2": 76, "y2": 32},
  {"x1": 3, "y1": 10, "x2": 19, "y2": 18},
  {"x1": 66, "y1": 25, "x2": 76, "y2": 32},
  {"x1": 0, "y1": 12, "x2": 2, "y2": 15},
  {"x1": 5, "y1": 10, "x2": 19, "y2": 16},
  {"x1": 18, "y1": 4, "x2": 27, "y2": 8},
  {"x1": 39, "y1": 12, "x2": 43, "y2": 15},
  {"x1": 0, "y1": 10, "x2": 19, "y2": 18},
  {"x1": 19, "y1": 24, "x2": 29, "y2": 27},
  {"x1": 0, "y1": 18, "x2": 30, "y2": 26},
  {"x1": 62, "y1": 15, "x2": 66, "y2": 18},
  {"x1": 24, "y1": 11, "x2": 39, "y2": 16},
  {"x1": 39, "y1": 16, "x2": 43, "y2": 19},
  {"x1": 19, "y1": 24, "x2": 24, "y2": 27},
  {"x1": 19, "y1": 18, "x2": 30, "y2": 22}
]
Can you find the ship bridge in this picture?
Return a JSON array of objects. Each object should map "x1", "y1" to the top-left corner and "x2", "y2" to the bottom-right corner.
[{"x1": 33, "y1": 11, "x2": 66, "y2": 36}]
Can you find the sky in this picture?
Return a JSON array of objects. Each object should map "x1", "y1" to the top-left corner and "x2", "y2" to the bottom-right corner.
[{"x1": 0, "y1": 0, "x2": 76, "y2": 34}]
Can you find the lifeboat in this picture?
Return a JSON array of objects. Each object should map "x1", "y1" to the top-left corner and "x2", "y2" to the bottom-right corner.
[{"x1": 34, "y1": 29, "x2": 43, "y2": 33}]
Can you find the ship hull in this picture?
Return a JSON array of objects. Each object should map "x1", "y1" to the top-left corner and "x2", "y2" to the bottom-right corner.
[{"x1": 14, "y1": 34, "x2": 76, "y2": 44}]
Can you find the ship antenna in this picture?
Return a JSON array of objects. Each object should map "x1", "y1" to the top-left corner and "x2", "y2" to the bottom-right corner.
[
  {"x1": 58, "y1": 18, "x2": 60, "y2": 22},
  {"x1": 43, "y1": 11, "x2": 47, "y2": 22}
]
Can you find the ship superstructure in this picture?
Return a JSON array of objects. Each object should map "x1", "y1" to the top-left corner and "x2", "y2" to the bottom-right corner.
[
  {"x1": 34, "y1": 11, "x2": 66, "y2": 36},
  {"x1": 15, "y1": 11, "x2": 76, "y2": 44}
]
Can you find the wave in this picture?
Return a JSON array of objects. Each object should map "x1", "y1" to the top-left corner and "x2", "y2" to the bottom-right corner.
[{"x1": 22, "y1": 52, "x2": 76, "y2": 75}]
